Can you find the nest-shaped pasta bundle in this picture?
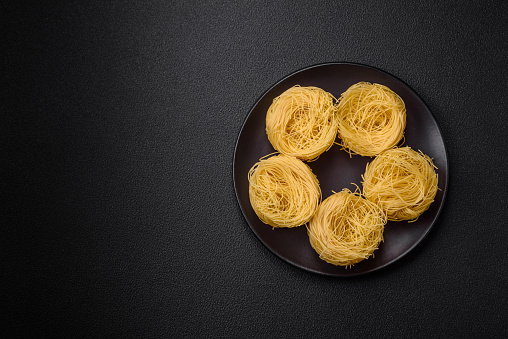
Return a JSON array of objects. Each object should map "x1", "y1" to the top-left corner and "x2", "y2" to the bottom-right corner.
[
  {"x1": 248, "y1": 154, "x2": 321, "y2": 228},
  {"x1": 337, "y1": 82, "x2": 406, "y2": 157},
  {"x1": 266, "y1": 85, "x2": 338, "y2": 161},
  {"x1": 307, "y1": 189, "x2": 386, "y2": 267},
  {"x1": 362, "y1": 147, "x2": 438, "y2": 221}
]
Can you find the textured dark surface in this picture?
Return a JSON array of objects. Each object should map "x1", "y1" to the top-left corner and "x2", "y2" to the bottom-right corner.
[{"x1": 3, "y1": 0, "x2": 508, "y2": 338}]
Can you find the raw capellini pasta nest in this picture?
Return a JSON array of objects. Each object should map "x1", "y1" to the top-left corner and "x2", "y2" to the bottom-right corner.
[
  {"x1": 266, "y1": 85, "x2": 339, "y2": 161},
  {"x1": 307, "y1": 188, "x2": 386, "y2": 267},
  {"x1": 248, "y1": 154, "x2": 321, "y2": 228},
  {"x1": 337, "y1": 82, "x2": 406, "y2": 157},
  {"x1": 362, "y1": 146, "x2": 438, "y2": 221}
]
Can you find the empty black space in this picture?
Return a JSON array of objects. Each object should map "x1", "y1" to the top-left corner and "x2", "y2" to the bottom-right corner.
[{"x1": 3, "y1": 1, "x2": 507, "y2": 338}]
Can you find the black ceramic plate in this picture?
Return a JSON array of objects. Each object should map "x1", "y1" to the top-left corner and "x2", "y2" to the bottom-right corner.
[{"x1": 233, "y1": 62, "x2": 448, "y2": 277}]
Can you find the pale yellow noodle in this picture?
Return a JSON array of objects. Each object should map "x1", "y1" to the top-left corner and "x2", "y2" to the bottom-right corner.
[
  {"x1": 307, "y1": 188, "x2": 386, "y2": 267},
  {"x1": 248, "y1": 154, "x2": 321, "y2": 228},
  {"x1": 266, "y1": 85, "x2": 338, "y2": 161},
  {"x1": 337, "y1": 82, "x2": 406, "y2": 157},
  {"x1": 362, "y1": 147, "x2": 438, "y2": 221}
]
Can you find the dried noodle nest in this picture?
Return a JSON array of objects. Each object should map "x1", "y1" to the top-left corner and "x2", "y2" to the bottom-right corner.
[
  {"x1": 337, "y1": 82, "x2": 406, "y2": 157},
  {"x1": 362, "y1": 146, "x2": 438, "y2": 221},
  {"x1": 248, "y1": 154, "x2": 321, "y2": 228},
  {"x1": 307, "y1": 188, "x2": 386, "y2": 267},
  {"x1": 266, "y1": 85, "x2": 338, "y2": 161}
]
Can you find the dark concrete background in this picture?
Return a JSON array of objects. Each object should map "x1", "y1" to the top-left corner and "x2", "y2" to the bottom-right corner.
[{"x1": 3, "y1": 1, "x2": 507, "y2": 337}]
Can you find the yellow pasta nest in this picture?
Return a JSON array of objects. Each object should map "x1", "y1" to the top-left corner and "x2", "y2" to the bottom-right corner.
[
  {"x1": 248, "y1": 154, "x2": 321, "y2": 228},
  {"x1": 307, "y1": 189, "x2": 386, "y2": 267},
  {"x1": 362, "y1": 147, "x2": 439, "y2": 221},
  {"x1": 337, "y1": 82, "x2": 406, "y2": 157},
  {"x1": 266, "y1": 85, "x2": 338, "y2": 161}
]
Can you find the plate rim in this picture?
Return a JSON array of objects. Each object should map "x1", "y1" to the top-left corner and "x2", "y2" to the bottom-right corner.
[{"x1": 232, "y1": 61, "x2": 449, "y2": 277}]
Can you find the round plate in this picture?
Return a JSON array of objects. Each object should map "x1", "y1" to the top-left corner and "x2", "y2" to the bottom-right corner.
[{"x1": 233, "y1": 62, "x2": 448, "y2": 277}]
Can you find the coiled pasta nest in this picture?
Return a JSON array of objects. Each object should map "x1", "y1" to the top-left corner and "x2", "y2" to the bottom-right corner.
[
  {"x1": 266, "y1": 86, "x2": 338, "y2": 161},
  {"x1": 248, "y1": 154, "x2": 321, "y2": 228},
  {"x1": 337, "y1": 82, "x2": 406, "y2": 157},
  {"x1": 307, "y1": 189, "x2": 386, "y2": 267},
  {"x1": 362, "y1": 147, "x2": 438, "y2": 221}
]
